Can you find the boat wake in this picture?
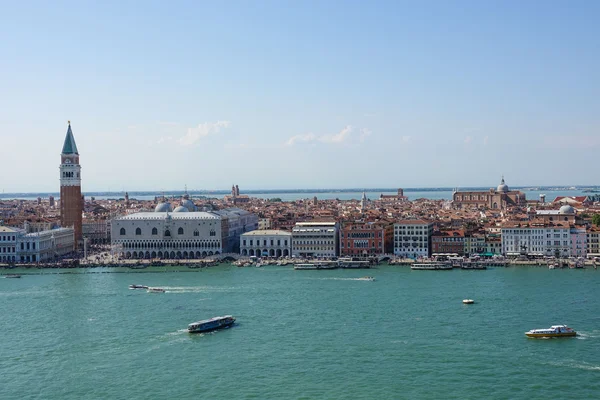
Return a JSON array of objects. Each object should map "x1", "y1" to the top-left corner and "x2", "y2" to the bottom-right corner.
[
  {"x1": 574, "y1": 330, "x2": 600, "y2": 340},
  {"x1": 546, "y1": 359, "x2": 600, "y2": 372},
  {"x1": 309, "y1": 277, "x2": 374, "y2": 282},
  {"x1": 156, "y1": 286, "x2": 239, "y2": 293}
]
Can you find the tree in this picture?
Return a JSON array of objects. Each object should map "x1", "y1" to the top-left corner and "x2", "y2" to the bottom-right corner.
[{"x1": 593, "y1": 214, "x2": 600, "y2": 226}]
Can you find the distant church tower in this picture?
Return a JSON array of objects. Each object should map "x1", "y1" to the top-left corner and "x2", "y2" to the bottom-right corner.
[{"x1": 59, "y1": 121, "x2": 83, "y2": 246}]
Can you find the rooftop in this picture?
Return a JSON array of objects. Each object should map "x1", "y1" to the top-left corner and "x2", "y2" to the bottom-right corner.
[{"x1": 241, "y1": 229, "x2": 292, "y2": 236}]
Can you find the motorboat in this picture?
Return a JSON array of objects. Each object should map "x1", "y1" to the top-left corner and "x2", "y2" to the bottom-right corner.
[
  {"x1": 525, "y1": 325, "x2": 577, "y2": 338},
  {"x1": 147, "y1": 287, "x2": 166, "y2": 293},
  {"x1": 4, "y1": 274, "x2": 22, "y2": 278},
  {"x1": 188, "y1": 315, "x2": 236, "y2": 333},
  {"x1": 462, "y1": 299, "x2": 475, "y2": 304},
  {"x1": 356, "y1": 276, "x2": 375, "y2": 281},
  {"x1": 129, "y1": 284, "x2": 149, "y2": 289}
]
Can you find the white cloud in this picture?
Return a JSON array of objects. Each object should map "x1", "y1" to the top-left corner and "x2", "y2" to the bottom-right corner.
[
  {"x1": 285, "y1": 133, "x2": 317, "y2": 146},
  {"x1": 319, "y1": 125, "x2": 353, "y2": 143},
  {"x1": 178, "y1": 120, "x2": 231, "y2": 146},
  {"x1": 286, "y1": 125, "x2": 360, "y2": 146},
  {"x1": 401, "y1": 135, "x2": 412, "y2": 143},
  {"x1": 483, "y1": 136, "x2": 489, "y2": 146},
  {"x1": 464, "y1": 136, "x2": 472, "y2": 144}
]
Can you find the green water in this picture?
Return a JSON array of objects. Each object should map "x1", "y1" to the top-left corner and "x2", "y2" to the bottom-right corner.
[{"x1": 1, "y1": 266, "x2": 599, "y2": 399}]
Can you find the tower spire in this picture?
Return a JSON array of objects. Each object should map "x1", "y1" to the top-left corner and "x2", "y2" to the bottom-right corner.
[{"x1": 62, "y1": 121, "x2": 79, "y2": 155}]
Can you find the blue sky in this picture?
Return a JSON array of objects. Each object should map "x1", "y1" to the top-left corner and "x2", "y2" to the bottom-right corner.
[{"x1": 1, "y1": 1, "x2": 598, "y2": 192}]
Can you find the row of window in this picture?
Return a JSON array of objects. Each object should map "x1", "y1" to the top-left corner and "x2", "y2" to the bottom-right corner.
[
  {"x1": 1, "y1": 235, "x2": 17, "y2": 242},
  {"x1": 243, "y1": 239, "x2": 289, "y2": 247},
  {"x1": 342, "y1": 232, "x2": 382, "y2": 239},
  {"x1": 1, "y1": 247, "x2": 16, "y2": 253},
  {"x1": 120, "y1": 227, "x2": 217, "y2": 237}
]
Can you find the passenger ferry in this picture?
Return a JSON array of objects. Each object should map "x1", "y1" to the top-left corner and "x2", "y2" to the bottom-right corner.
[
  {"x1": 188, "y1": 315, "x2": 236, "y2": 333},
  {"x1": 525, "y1": 325, "x2": 577, "y2": 338},
  {"x1": 337, "y1": 257, "x2": 371, "y2": 269},
  {"x1": 294, "y1": 263, "x2": 337, "y2": 270},
  {"x1": 147, "y1": 287, "x2": 166, "y2": 293},
  {"x1": 411, "y1": 263, "x2": 452, "y2": 270}
]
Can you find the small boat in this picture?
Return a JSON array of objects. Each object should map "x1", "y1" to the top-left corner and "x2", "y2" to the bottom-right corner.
[
  {"x1": 188, "y1": 315, "x2": 236, "y2": 333},
  {"x1": 525, "y1": 325, "x2": 577, "y2": 338},
  {"x1": 462, "y1": 299, "x2": 475, "y2": 304},
  {"x1": 147, "y1": 287, "x2": 166, "y2": 293},
  {"x1": 4, "y1": 274, "x2": 21, "y2": 278},
  {"x1": 356, "y1": 276, "x2": 375, "y2": 281},
  {"x1": 129, "y1": 284, "x2": 149, "y2": 289}
]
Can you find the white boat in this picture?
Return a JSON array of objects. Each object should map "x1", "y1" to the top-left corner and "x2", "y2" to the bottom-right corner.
[
  {"x1": 356, "y1": 276, "x2": 375, "y2": 281},
  {"x1": 525, "y1": 325, "x2": 576, "y2": 338},
  {"x1": 188, "y1": 315, "x2": 235, "y2": 333},
  {"x1": 462, "y1": 299, "x2": 475, "y2": 304},
  {"x1": 411, "y1": 263, "x2": 452, "y2": 270},
  {"x1": 294, "y1": 263, "x2": 337, "y2": 270},
  {"x1": 337, "y1": 257, "x2": 371, "y2": 269},
  {"x1": 147, "y1": 287, "x2": 166, "y2": 293}
]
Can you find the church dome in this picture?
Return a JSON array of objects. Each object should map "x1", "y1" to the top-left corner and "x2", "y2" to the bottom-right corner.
[
  {"x1": 155, "y1": 202, "x2": 172, "y2": 213},
  {"x1": 558, "y1": 205, "x2": 575, "y2": 214},
  {"x1": 181, "y1": 199, "x2": 197, "y2": 212},
  {"x1": 173, "y1": 206, "x2": 189, "y2": 212},
  {"x1": 496, "y1": 177, "x2": 509, "y2": 193}
]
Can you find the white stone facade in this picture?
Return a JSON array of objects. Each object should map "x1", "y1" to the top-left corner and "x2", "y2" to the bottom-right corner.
[
  {"x1": 240, "y1": 230, "x2": 292, "y2": 257},
  {"x1": 501, "y1": 225, "x2": 572, "y2": 257},
  {"x1": 111, "y1": 212, "x2": 223, "y2": 259},
  {"x1": 0, "y1": 226, "x2": 20, "y2": 263},
  {"x1": 18, "y1": 228, "x2": 75, "y2": 263},
  {"x1": 393, "y1": 220, "x2": 433, "y2": 259},
  {"x1": 292, "y1": 222, "x2": 338, "y2": 258}
]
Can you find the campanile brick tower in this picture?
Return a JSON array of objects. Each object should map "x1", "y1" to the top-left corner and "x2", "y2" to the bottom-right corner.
[{"x1": 59, "y1": 121, "x2": 83, "y2": 247}]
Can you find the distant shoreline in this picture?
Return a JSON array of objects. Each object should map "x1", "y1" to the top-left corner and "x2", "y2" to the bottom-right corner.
[{"x1": 1, "y1": 186, "x2": 598, "y2": 199}]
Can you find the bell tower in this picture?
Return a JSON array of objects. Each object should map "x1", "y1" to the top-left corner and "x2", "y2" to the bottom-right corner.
[{"x1": 60, "y1": 121, "x2": 83, "y2": 246}]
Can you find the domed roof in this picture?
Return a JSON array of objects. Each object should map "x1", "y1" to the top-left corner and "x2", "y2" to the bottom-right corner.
[
  {"x1": 496, "y1": 177, "x2": 509, "y2": 193},
  {"x1": 559, "y1": 205, "x2": 575, "y2": 214},
  {"x1": 154, "y1": 202, "x2": 172, "y2": 213},
  {"x1": 181, "y1": 199, "x2": 197, "y2": 212},
  {"x1": 173, "y1": 206, "x2": 189, "y2": 212}
]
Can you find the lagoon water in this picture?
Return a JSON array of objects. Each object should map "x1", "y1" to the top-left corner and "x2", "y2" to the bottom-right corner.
[{"x1": 2, "y1": 265, "x2": 599, "y2": 399}]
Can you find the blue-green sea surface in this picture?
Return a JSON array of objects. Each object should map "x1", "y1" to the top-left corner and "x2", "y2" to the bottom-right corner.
[{"x1": 1, "y1": 265, "x2": 599, "y2": 399}]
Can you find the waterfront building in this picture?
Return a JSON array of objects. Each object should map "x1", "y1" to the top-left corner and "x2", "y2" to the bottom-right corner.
[
  {"x1": 340, "y1": 221, "x2": 386, "y2": 257},
  {"x1": 432, "y1": 230, "x2": 465, "y2": 256},
  {"x1": 240, "y1": 230, "x2": 292, "y2": 257},
  {"x1": 292, "y1": 221, "x2": 338, "y2": 258},
  {"x1": 393, "y1": 220, "x2": 433, "y2": 259},
  {"x1": 501, "y1": 222, "x2": 571, "y2": 257},
  {"x1": 17, "y1": 228, "x2": 75, "y2": 263},
  {"x1": 587, "y1": 226, "x2": 600, "y2": 258},
  {"x1": 484, "y1": 235, "x2": 502, "y2": 255},
  {"x1": 0, "y1": 226, "x2": 21, "y2": 263},
  {"x1": 111, "y1": 204, "x2": 257, "y2": 259},
  {"x1": 59, "y1": 122, "x2": 83, "y2": 246},
  {"x1": 464, "y1": 233, "x2": 486, "y2": 257},
  {"x1": 452, "y1": 177, "x2": 526, "y2": 209}
]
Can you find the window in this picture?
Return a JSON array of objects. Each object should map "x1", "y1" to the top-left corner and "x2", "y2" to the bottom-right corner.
[
  {"x1": 152, "y1": 227, "x2": 158, "y2": 235},
  {"x1": 194, "y1": 230, "x2": 199, "y2": 237},
  {"x1": 165, "y1": 230, "x2": 171, "y2": 237},
  {"x1": 120, "y1": 228, "x2": 126, "y2": 236},
  {"x1": 135, "y1": 228, "x2": 141, "y2": 236},
  {"x1": 178, "y1": 227, "x2": 184, "y2": 235}
]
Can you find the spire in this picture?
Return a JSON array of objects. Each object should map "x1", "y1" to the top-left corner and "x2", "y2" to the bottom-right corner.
[{"x1": 62, "y1": 121, "x2": 79, "y2": 155}]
